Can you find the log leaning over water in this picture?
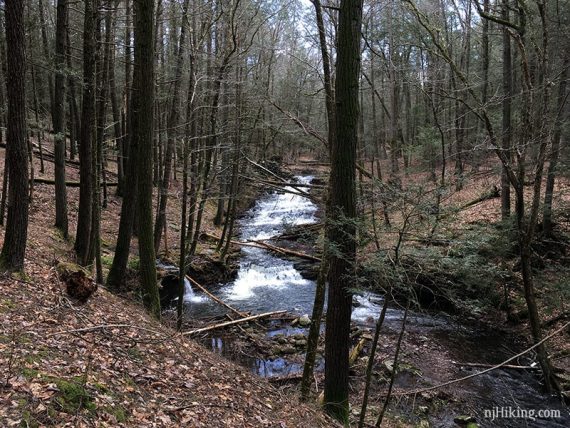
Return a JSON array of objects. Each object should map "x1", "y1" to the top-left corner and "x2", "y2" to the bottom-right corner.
[
  {"x1": 202, "y1": 232, "x2": 321, "y2": 262},
  {"x1": 185, "y1": 274, "x2": 247, "y2": 318},
  {"x1": 183, "y1": 310, "x2": 287, "y2": 336}
]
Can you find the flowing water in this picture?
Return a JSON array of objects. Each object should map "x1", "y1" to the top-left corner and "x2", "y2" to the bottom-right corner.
[{"x1": 176, "y1": 175, "x2": 569, "y2": 427}]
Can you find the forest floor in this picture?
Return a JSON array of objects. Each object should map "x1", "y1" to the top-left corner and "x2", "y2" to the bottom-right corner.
[
  {"x1": 1, "y1": 143, "x2": 570, "y2": 427},
  {"x1": 0, "y1": 147, "x2": 335, "y2": 427}
]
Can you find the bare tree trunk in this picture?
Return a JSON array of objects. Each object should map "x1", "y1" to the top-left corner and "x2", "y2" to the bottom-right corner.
[
  {"x1": 301, "y1": 0, "x2": 336, "y2": 399},
  {"x1": 177, "y1": 137, "x2": 189, "y2": 331},
  {"x1": 0, "y1": 0, "x2": 29, "y2": 271},
  {"x1": 153, "y1": 0, "x2": 190, "y2": 253},
  {"x1": 543, "y1": 55, "x2": 568, "y2": 236},
  {"x1": 75, "y1": 0, "x2": 97, "y2": 265},
  {"x1": 65, "y1": 13, "x2": 80, "y2": 162},
  {"x1": 37, "y1": 0, "x2": 54, "y2": 115},
  {"x1": 324, "y1": 0, "x2": 362, "y2": 422},
  {"x1": 53, "y1": 0, "x2": 69, "y2": 238},
  {"x1": 134, "y1": 0, "x2": 160, "y2": 318},
  {"x1": 108, "y1": 3, "x2": 123, "y2": 192},
  {"x1": 357, "y1": 299, "x2": 388, "y2": 428},
  {"x1": 501, "y1": 0, "x2": 512, "y2": 220}
]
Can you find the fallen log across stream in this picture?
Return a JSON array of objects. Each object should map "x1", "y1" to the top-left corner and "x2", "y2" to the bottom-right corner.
[
  {"x1": 201, "y1": 232, "x2": 321, "y2": 262},
  {"x1": 182, "y1": 310, "x2": 287, "y2": 336},
  {"x1": 185, "y1": 274, "x2": 247, "y2": 318}
]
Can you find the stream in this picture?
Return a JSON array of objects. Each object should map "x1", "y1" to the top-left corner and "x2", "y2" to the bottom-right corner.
[{"x1": 176, "y1": 175, "x2": 569, "y2": 427}]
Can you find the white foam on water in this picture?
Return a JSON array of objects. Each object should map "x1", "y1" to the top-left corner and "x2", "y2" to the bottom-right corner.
[
  {"x1": 183, "y1": 278, "x2": 207, "y2": 303},
  {"x1": 351, "y1": 293, "x2": 384, "y2": 323},
  {"x1": 224, "y1": 262, "x2": 311, "y2": 301},
  {"x1": 242, "y1": 176, "x2": 317, "y2": 241}
]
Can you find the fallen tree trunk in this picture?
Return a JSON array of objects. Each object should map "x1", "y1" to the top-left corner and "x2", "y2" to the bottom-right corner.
[
  {"x1": 458, "y1": 186, "x2": 500, "y2": 211},
  {"x1": 297, "y1": 160, "x2": 330, "y2": 166},
  {"x1": 243, "y1": 177, "x2": 318, "y2": 202},
  {"x1": 349, "y1": 337, "x2": 368, "y2": 366},
  {"x1": 185, "y1": 274, "x2": 246, "y2": 318},
  {"x1": 183, "y1": 310, "x2": 287, "y2": 336},
  {"x1": 34, "y1": 177, "x2": 118, "y2": 187},
  {"x1": 202, "y1": 232, "x2": 321, "y2": 262}
]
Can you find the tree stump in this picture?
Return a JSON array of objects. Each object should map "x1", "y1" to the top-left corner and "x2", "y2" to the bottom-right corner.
[{"x1": 56, "y1": 262, "x2": 97, "y2": 303}]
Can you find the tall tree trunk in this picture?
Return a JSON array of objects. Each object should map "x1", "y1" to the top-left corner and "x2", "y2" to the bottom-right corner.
[
  {"x1": 177, "y1": 138, "x2": 189, "y2": 331},
  {"x1": 0, "y1": 0, "x2": 29, "y2": 271},
  {"x1": 501, "y1": 0, "x2": 512, "y2": 220},
  {"x1": 53, "y1": 0, "x2": 69, "y2": 238},
  {"x1": 118, "y1": 0, "x2": 132, "y2": 196},
  {"x1": 454, "y1": 2, "x2": 471, "y2": 190},
  {"x1": 37, "y1": 0, "x2": 54, "y2": 115},
  {"x1": 108, "y1": 5, "x2": 123, "y2": 192},
  {"x1": 311, "y1": 0, "x2": 335, "y2": 153},
  {"x1": 65, "y1": 12, "x2": 80, "y2": 162},
  {"x1": 106, "y1": 118, "x2": 138, "y2": 288},
  {"x1": 219, "y1": 63, "x2": 242, "y2": 259},
  {"x1": 301, "y1": 0, "x2": 335, "y2": 401},
  {"x1": 134, "y1": 0, "x2": 160, "y2": 318},
  {"x1": 75, "y1": 0, "x2": 97, "y2": 265},
  {"x1": 153, "y1": 0, "x2": 190, "y2": 253},
  {"x1": 323, "y1": 0, "x2": 362, "y2": 422},
  {"x1": 30, "y1": 58, "x2": 45, "y2": 174},
  {"x1": 543, "y1": 55, "x2": 568, "y2": 236}
]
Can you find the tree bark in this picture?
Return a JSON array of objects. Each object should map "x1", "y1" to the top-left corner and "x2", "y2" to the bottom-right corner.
[
  {"x1": 501, "y1": 0, "x2": 512, "y2": 220},
  {"x1": 53, "y1": 0, "x2": 69, "y2": 238},
  {"x1": 0, "y1": 0, "x2": 29, "y2": 271},
  {"x1": 323, "y1": 0, "x2": 362, "y2": 422},
  {"x1": 301, "y1": 0, "x2": 335, "y2": 400},
  {"x1": 543, "y1": 55, "x2": 568, "y2": 236},
  {"x1": 153, "y1": 0, "x2": 190, "y2": 253},
  {"x1": 75, "y1": 0, "x2": 97, "y2": 265},
  {"x1": 134, "y1": 0, "x2": 160, "y2": 318}
]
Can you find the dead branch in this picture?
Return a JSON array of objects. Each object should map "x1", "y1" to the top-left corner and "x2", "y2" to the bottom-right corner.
[
  {"x1": 202, "y1": 232, "x2": 321, "y2": 262},
  {"x1": 182, "y1": 310, "x2": 287, "y2": 336},
  {"x1": 185, "y1": 274, "x2": 247, "y2": 318},
  {"x1": 453, "y1": 362, "x2": 538, "y2": 370},
  {"x1": 388, "y1": 320, "x2": 570, "y2": 397}
]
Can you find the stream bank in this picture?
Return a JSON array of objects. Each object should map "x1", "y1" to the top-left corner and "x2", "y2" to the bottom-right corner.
[{"x1": 162, "y1": 173, "x2": 569, "y2": 427}]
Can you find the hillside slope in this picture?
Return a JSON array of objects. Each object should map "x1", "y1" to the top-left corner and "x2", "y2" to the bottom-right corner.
[{"x1": 0, "y1": 268, "x2": 331, "y2": 427}]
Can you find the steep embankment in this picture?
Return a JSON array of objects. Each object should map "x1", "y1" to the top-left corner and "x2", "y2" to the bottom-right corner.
[
  {"x1": 0, "y1": 150, "x2": 333, "y2": 427},
  {"x1": 0, "y1": 269, "x2": 331, "y2": 427}
]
